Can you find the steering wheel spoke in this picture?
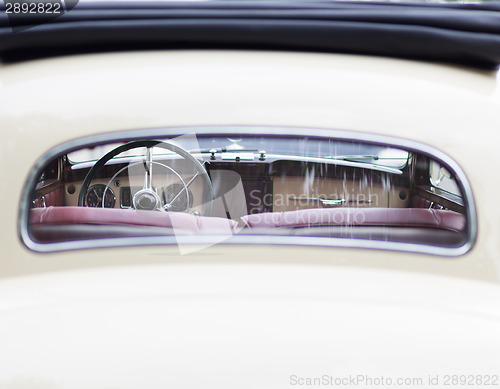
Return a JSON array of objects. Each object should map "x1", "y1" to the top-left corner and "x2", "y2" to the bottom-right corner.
[
  {"x1": 143, "y1": 147, "x2": 153, "y2": 191},
  {"x1": 133, "y1": 147, "x2": 162, "y2": 210}
]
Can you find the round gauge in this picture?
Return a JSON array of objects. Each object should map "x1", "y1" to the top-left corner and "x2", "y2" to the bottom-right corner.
[
  {"x1": 163, "y1": 183, "x2": 193, "y2": 212},
  {"x1": 85, "y1": 184, "x2": 116, "y2": 208}
]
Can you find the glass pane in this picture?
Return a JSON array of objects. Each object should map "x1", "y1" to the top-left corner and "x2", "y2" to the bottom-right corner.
[{"x1": 26, "y1": 132, "x2": 470, "y2": 252}]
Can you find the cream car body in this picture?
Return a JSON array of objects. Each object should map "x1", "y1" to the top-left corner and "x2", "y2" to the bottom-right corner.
[{"x1": 1, "y1": 47, "x2": 500, "y2": 386}]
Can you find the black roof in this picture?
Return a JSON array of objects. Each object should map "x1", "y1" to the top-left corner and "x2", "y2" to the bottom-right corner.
[{"x1": 1, "y1": 0, "x2": 500, "y2": 68}]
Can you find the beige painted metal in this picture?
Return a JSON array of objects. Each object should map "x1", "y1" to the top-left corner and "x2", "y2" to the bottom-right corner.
[
  {"x1": 1, "y1": 263, "x2": 500, "y2": 388},
  {"x1": 1, "y1": 50, "x2": 500, "y2": 281}
]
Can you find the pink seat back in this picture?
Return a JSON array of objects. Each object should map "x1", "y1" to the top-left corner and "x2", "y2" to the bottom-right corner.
[
  {"x1": 239, "y1": 208, "x2": 465, "y2": 232},
  {"x1": 31, "y1": 206, "x2": 237, "y2": 232}
]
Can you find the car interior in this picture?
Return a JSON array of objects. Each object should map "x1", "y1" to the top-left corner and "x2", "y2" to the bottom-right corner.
[{"x1": 28, "y1": 132, "x2": 468, "y2": 249}]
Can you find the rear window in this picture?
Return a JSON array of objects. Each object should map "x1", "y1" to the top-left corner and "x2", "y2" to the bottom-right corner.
[{"x1": 21, "y1": 127, "x2": 476, "y2": 256}]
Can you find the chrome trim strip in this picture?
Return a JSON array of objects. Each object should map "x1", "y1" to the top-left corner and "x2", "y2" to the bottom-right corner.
[
  {"x1": 288, "y1": 196, "x2": 373, "y2": 205},
  {"x1": 19, "y1": 125, "x2": 477, "y2": 257}
]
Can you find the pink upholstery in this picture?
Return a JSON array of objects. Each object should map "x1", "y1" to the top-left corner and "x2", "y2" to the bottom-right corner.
[
  {"x1": 31, "y1": 206, "x2": 237, "y2": 232},
  {"x1": 30, "y1": 207, "x2": 466, "y2": 239},
  {"x1": 240, "y1": 208, "x2": 465, "y2": 232}
]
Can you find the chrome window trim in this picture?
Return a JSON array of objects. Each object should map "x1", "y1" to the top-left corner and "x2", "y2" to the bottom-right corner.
[{"x1": 19, "y1": 126, "x2": 477, "y2": 257}]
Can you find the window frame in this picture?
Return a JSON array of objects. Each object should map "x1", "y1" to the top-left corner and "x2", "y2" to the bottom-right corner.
[{"x1": 18, "y1": 126, "x2": 478, "y2": 257}]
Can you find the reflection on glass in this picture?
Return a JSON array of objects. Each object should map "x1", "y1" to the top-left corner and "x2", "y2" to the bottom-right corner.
[{"x1": 29, "y1": 134, "x2": 468, "y2": 251}]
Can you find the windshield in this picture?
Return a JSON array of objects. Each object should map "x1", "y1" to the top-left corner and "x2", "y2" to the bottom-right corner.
[{"x1": 68, "y1": 136, "x2": 409, "y2": 169}]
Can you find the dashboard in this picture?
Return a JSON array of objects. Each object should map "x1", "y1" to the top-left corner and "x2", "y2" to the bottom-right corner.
[{"x1": 62, "y1": 154, "x2": 411, "y2": 215}]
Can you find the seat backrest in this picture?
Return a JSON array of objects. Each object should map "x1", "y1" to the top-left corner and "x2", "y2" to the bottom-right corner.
[
  {"x1": 31, "y1": 206, "x2": 238, "y2": 232},
  {"x1": 239, "y1": 208, "x2": 465, "y2": 232}
]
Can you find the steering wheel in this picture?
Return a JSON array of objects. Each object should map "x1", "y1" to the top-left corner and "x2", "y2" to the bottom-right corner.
[{"x1": 77, "y1": 140, "x2": 213, "y2": 215}]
